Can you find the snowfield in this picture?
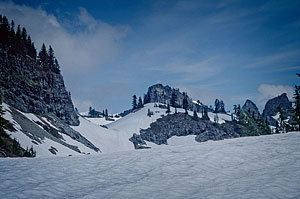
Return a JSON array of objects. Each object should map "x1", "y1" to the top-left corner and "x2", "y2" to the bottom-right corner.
[
  {"x1": 1, "y1": 132, "x2": 300, "y2": 199},
  {"x1": 2, "y1": 102, "x2": 234, "y2": 157},
  {"x1": 107, "y1": 103, "x2": 231, "y2": 137}
]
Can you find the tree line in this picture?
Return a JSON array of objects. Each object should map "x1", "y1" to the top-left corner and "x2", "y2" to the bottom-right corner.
[{"x1": 0, "y1": 14, "x2": 60, "y2": 73}]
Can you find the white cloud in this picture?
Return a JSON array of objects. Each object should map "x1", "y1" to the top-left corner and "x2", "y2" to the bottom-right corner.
[
  {"x1": 0, "y1": 1, "x2": 131, "y2": 112},
  {"x1": 0, "y1": 1, "x2": 130, "y2": 79},
  {"x1": 257, "y1": 84, "x2": 294, "y2": 107}
]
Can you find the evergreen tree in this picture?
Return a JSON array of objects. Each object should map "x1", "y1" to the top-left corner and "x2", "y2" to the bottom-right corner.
[
  {"x1": 137, "y1": 97, "x2": 143, "y2": 109},
  {"x1": 201, "y1": 107, "x2": 210, "y2": 121},
  {"x1": 12, "y1": 138, "x2": 21, "y2": 156},
  {"x1": 147, "y1": 108, "x2": 153, "y2": 117},
  {"x1": 30, "y1": 41, "x2": 37, "y2": 59},
  {"x1": 233, "y1": 105, "x2": 238, "y2": 114},
  {"x1": 220, "y1": 100, "x2": 225, "y2": 113},
  {"x1": 21, "y1": 27, "x2": 27, "y2": 41},
  {"x1": 105, "y1": 109, "x2": 108, "y2": 117},
  {"x1": 0, "y1": 93, "x2": 7, "y2": 138},
  {"x1": 38, "y1": 43, "x2": 48, "y2": 67},
  {"x1": 166, "y1": 104, "x2": 171, "y2": 114},
  {"x1": 15, "y1": 25, "x2": 21, "y2": 39},
  {"x1": 143, "y1": 93, "x2": 150, "y2": 104},
  {"x1": 183, "y1": 96, "x2": 188, "y2": 112},
  {"x1": 48, "y1": 45, "x2": 54, "y2": 66},
  {"x1": 88, "y1": 106, "x2": 92, "y2": 116},
  {"x1": 236, "y1": 109, "x2": 270, "y2": 136},
  {"x1": 275, "y1": 121, "x2": 280, "y2": 134},
  {"x1": 171, "y1": 91, "x2": 177, "y2": 108},
  {"x1": 214, "y1": 99, "x2": 220, "y2": 113},
  {"x1": 132, "y1": 95, "x2": 137, "y2": 110},
  {"x1": 214, "y1": 113, "x2": 219, "y2": 123},
  {"x1": 277, "y1": 105, "x2": 287, "y2": 133},
  {"x1": 292, "y1": 74, "x2": 300, "y2": 130},
  {"x1": 29, "y1": 146, "x2": 36, "y2": 157},
  {"x1": 193, "y1": 110, "x2": 199, "y2": 121},
  {"x1": 1, "y1": 16, "x2": 9, "y2": 32},
  {"x1": 9, "y1": 20, "x2": 15, "y2": 42},
  {"x1": 10, "y1": 20, "x2": 14, "y2": 31}
]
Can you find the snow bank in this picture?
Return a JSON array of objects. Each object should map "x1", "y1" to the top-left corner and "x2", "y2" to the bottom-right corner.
[
  {"x1": 2, "y1": 103, "x2": 94, "y2": 157},
  {"x1": 1, "y1": 132, "x2": 300, "y2": 198}
]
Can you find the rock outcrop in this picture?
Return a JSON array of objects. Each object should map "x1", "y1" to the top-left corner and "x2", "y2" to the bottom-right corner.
[
  {"x1": 0, "y1": 47, "x2": 79, "y2": 126},
  {"x1": 130, "y1": 113, "x2": 240, "y2": 148},
  {"x1": 7, "y1": 105, "x2": 99, "y2": 153},
  {"x1": 262, "y1": 93, "x2": 293, "y2": 126},
  {"x1": 242, "y1": 99, "x2": 260, "y2": 119},
  {"x1": 143, "y1": 84, "x2": 204, "y2": 112}
]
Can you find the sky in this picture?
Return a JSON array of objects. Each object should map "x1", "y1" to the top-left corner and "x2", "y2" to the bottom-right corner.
[{"x1": 0, "y1": 0, "x2": 299, "y2": 113}]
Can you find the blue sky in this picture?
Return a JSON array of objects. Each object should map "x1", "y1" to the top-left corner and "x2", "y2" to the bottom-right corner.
[{"x1": 1, "y1": 0, "x2": 300, "y2": 113}]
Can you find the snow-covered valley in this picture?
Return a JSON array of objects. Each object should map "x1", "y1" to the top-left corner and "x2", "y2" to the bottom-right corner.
[
  {"x1": 2, "y1": 102, "x2": 234, "y2": 157},
  {"x1": 1, "y1": 132, "x2": 300, "y2": 199}
]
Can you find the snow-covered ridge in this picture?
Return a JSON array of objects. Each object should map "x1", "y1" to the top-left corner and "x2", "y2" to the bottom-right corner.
[
  {"x1": 2, "y1": 102, "x2": 234, "y2": 157},
  {"x1": 107, "y1": 103, "x2": 232, "y2": 134}
]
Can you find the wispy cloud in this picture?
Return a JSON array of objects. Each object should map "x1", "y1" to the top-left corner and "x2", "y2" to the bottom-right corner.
[
  {"x1": 146, "y1": 57, "x2": 222, "y2": 83},
  {"x1": 1, "y1": 0, "x2": 299, "y2": 112},
  {"x1": 256, "y1": 84, "x2": 294, "y2": 108},
  {"x1": 0, "y1": 1, "x2": 130, "y2": 78},
  {"x1": 0, "y1": 1, "x2": 131, "y2": 111},
  {"x1": 245, "y1": 49, "x2": 300, "y2": 69}
]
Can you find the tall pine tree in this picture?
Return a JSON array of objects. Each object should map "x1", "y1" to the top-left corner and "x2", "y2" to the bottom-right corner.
[
  {"x1": 171, "y1": 91, "x2": 177, "y2": 108},
  {"x1": 132, "y1": 95, "x2": 137, "y2": 110},
  {"x1": 292, "y1": 73, "x2": 300, "y2": 130},
  {"x1": 137, "y1": 97, "x2": 143, "y2": 109},
  {"x1": 38, "y1": 43, "x2": 48, "y2": 67}
]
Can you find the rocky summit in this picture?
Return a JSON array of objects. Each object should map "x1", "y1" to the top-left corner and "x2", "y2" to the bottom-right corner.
[
  {"x1": 242, "y1": 99, "x2": 260, "y2": 120},
  {"x1": 262, "y1": 93, "x2": 293, "y2": 126},
  {"x1": 143, "y1": 84, "x2": 204, "y2": 112}
]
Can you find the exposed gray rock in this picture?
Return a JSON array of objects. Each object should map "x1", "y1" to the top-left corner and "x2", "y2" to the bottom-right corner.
[
  {"x1": 129, "y1": 133, "x2": 150, "y2": 149},
  {"x1": 130, "y1": 113, "x2": 240, "y2": 148},
  {"x1": 45, "y1": 114, "x2": 100, "y2": 152},
  {"x1": 6, "y1": 106, "x2": 100, "y2": 153},
  {"x1": 49, "y1": 146, "x2": 58, "y2": 155},
  {"x1": 242, "y1": 99, "x2": 260, "y2": 119},
  {"x1": 143, "y1": 84, "x2": 206, "y2": 112},
  {"x1": 0, "y1": 48, "x2": 79, "y2": 126},
  {"x1": 262, "y1": 93, "x2": 293, "y2": 126},
  {"x1": 7, "y1": 106, "x2": 81, "y2": 153}
]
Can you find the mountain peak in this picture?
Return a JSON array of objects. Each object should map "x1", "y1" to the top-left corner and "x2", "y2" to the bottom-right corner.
[{"x1": 262, "y1": 93, "x2": 293, "y2": 126}]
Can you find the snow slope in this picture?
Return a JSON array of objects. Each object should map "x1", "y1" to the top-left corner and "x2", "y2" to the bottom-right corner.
[
  {"x1": 71, "y1": 116, "x2": 136, "y2": 153},
  {"x1": 107, "y1": 103, "x2": 232, "y2": 143},
  {"x1": 2, "y1": 103, "x2": 95, "y2": 157},
  {"x1": 1, "y1": 102, "x2": 234, "y2": 157},
  {"x1": 84, "y1": 116, "x2": 121, "y2": 126},
  {"x1": 107, "y1": 103, "x2": 167, "y2": 135},
  {"x1": 1, "y1": 132, "x2": 300, "y2": 198}
]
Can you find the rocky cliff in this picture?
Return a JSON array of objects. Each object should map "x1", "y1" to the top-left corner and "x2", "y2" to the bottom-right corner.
[
  {"x1": 262, "y1": 93, "x2": 293, "y2": 126},
  {"x1": 242, "y1": 99, "x2": 260, "y2": 119},
  {"x1": 0, "y1": 45, "x2": 79, "y2": 126},
  {"x1": 143, "y1": 84, "x2": 204, "y2": 112}
]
